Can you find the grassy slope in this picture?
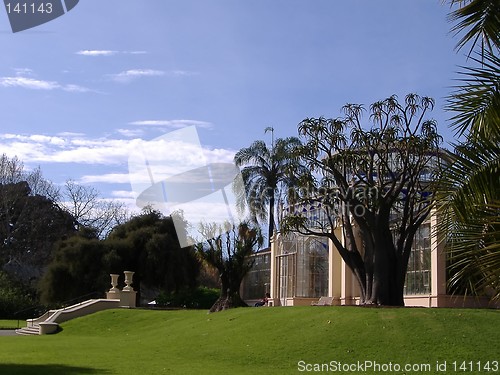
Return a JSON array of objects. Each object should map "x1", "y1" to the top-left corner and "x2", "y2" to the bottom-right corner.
[{"x1": 0, "y1": 307, "x2": 498, "y2": 374}]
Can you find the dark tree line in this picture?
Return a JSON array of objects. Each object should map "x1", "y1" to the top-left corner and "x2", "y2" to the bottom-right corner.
[
  {"x1": 0, "y1": 155, "x2": 208, "y2": 316},
  {"x1": 40, "y1": 210, "x2": 201, "y2": 305}
]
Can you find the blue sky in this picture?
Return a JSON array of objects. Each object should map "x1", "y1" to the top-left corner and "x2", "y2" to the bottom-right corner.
[{"x1": 0, "y1": 1, "x2": 467, "y2": 212}]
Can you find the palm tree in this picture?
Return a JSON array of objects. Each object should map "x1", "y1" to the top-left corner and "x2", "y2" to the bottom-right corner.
[
  {"x1": 234, "y1": 133, "x2": 304, "y2": 247},
  {"x1": 447, "y1": 0, "x2": 500, "y2": 58},
  {"x1": 440, "y1": 0, "x2": 500, "y2": 299},
  {"x1": 438, "y1": 136, "x2": 500, "y2": 298}
]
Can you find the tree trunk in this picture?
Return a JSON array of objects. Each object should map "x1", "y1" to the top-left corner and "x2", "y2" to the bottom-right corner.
[
  {"x1": 209, "y1": 276, "x2": 248, "y2": 313},
  {"x1": 268, "y1": 195, "x2": 275, "y2": 248},
  {"x1": 367, "y1": 240, "x2": 404, "y2": 306},
  {"x1": 209, "y1": 291, "x2": 248, "y2": 313}
]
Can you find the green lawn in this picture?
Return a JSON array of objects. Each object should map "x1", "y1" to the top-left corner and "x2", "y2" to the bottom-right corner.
[
  {"x1": 0, "y1": 306, "x2": 498, "y2": 374},
  {"x1": 0, "y1": 319, "x2": 19, "y2": 329}
]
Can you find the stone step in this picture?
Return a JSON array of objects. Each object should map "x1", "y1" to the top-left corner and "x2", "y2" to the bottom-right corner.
[{"x1": 15, "y1": 325, "x2": 40, "y2": 336}]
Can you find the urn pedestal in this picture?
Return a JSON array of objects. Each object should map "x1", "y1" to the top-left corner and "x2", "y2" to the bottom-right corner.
[
  {"x1": 106, "y1": 274, "x2": 121, "y2": 299},
  {"x1": 120, "y1": 271, "x2": 137, "y2": 307}
]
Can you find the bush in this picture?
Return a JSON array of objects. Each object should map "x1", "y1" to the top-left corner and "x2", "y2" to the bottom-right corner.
[
  {"x1": 156, "y1": 287, "x2": 219, "y2": 309},
  {"x1": 0, "y1": 272, "x2": 38, "y2": 319}
]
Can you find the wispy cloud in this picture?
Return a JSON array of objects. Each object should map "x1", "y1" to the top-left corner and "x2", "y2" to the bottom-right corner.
[
  {"x1": 76, "y1": 50, "x2": 118, "y2": 56},
  {"x1": 108, "y1": 69, "x2": 197, "y2": 83},
  {"x1": 76, "y1": 50, "x2": 147, "y2": 56},
  {"x1": 0, "y1": 76, "x2": 93, "y2": 93},
  {"x1": 110, "y1": 69, "x2": 165, "y2": 83},
  {"x1": 81, "y1": 173, "x2": 133, "y2": 184},
  {"x1": 56, "y1": 132, "x2": 86, "y2": 137},
  {"x1": 111, "y1": 190, "x2": 137, "y2": 199},
  {"x1": 0, "y1": 132, "x2": 239, "y2": 221},
  {"x1": 129, "y1": 120, "x2": 213, "y2": 129},
  {"x1": 0, "y1": 76, "x2": 59, "y2": 90},
  {"x1": 0, "y1": 132, "x2": 235, "y2": 172},
  {"x1": 170, "y1": 70, "x2": 199, "y2": 77},
  {"x1": 63, "y1": 84, "x2": 94, "y2": 93},
  {"x1": 117, "y1": 128, "x2": 145, "y2": 137},
  {"x1": 14, "y1": 68, "x2": 35, "y2": 76}
]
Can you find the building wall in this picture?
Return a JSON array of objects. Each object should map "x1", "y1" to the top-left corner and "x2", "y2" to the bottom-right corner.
[{"x1": 260, "y1": 210, "x2": 498, "y2": 308}]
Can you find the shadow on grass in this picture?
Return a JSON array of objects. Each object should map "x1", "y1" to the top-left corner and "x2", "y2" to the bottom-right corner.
[{"x1": 0, "y1": 364, "x2": 110, "y2": 374}]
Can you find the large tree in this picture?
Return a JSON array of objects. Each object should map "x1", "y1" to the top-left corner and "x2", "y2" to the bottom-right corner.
[
  {"x1": 0, "y1": 181, "x2": 76, "y2": 287},
  {"x1": 234, "y1": 134, "x2": 305, "y2": 246},
  {"x1": 39, "y1": 233, "x2": 109, "y2": 304},
  {"x1": 0, "y1": 154, "x2": 60, "y2": 200},
  {"x1": 283, "y1": 94, "x2": 443, "y2": 306},
  {"x1": 196, "y1": 222, "x2": 263, "y2": 312},
  {"x1": 0, "y1": 155, "x2": 79, "y2": 289},
  {"x1": 106, "y1": 210, "x2": 200, "y2": 301},
  {"x1": 439, "y1": 0, "x2": 500, "y2": 299},
  {"x1": 62, "y1": 180, "x2": 129, "y2": 238}
]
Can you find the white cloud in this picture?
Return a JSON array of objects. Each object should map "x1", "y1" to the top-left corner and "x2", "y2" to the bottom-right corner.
[
  {"x1": 14, "y1": 68, "x2": 35, "y2": 76},
  {"x1": 111, "y1": 190, "x2": 137, "y2": 199},
  {"x1": 76, "y1": 50, "x2": 118, "y2": 56},
  {"x1": 0, "y1": 76, "x2": 93, "y2": 93},
  {"x1": 81, "y1": 173, "x2": 132, "y2": 184},
  {"x1": 108, "y1": 69, "x2": 197, "y2": 83},
  {"x1": 110, "y1": 69, "x2": 165, "y2": 83},
  {"x1": 0, "y1": 132, "x2": 236, "y2": 170},
  {"x1": 0, "y1": 131, "x2": 241, "y2": 227},
  {"x1": 57, "y1": 131, "x2": 86, "y2": 137},
  {"x1": 63, "y1": 84, "x2": 93, "y2": 93},
  {"x1": 76, "y1": 50, "x2": 147, "y2": 56},
  {"x1": 126, "y1": 51, "x2": 148, "y2": 55},
  {"x1": 170, "y1": 70, "x2": 199, "y2": 77},
  {"x1": 0, "y1": 76, "x2": 59, "y2": 90},
  {"x1": 117, "y1": 128, "x2": 144, "y2": 137},
  {"x1": 129, "y1": 119, "x2": 213, "y2": 129}
]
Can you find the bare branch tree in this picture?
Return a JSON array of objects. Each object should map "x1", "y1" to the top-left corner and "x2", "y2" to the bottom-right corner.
[{"x1": 62, "y1": 180, "x2": 129, "y2": 238}]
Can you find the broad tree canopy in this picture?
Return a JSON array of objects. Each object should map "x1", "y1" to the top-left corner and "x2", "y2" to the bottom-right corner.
[{"x1": 283, "y1": 93, "x2": 443, "y2": 306}]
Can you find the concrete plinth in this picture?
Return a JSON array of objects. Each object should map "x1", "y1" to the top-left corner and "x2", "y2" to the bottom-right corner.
[
  {"x1": 120, "y1": 290, "x2": 137, "y2": 308},
  {"x1": 106, "y1": 290, "x2": 121, "y2": 300}
]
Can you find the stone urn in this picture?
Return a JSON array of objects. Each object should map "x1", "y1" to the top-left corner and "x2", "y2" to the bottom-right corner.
[
  {"x1": 109, "y1": 274, "x2": 120, "y2": 292},
  {"x1": 123, "y1": 271, "x2": 135, "y2": 291}
]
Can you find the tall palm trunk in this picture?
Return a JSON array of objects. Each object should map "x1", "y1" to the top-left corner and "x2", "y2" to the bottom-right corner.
[{"x1": 267, "y1": 193, "x2": 275, "y2": 247}]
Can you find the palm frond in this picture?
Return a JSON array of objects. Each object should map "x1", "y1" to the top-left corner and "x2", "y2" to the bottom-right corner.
[
  {"x1": 446, "y1": 50, "x2": 500, "y2": 139},
  {"x1": 448, "y1": 0, "x2": 500, "y2": 57},
  {"x1": 438, "y1": 138, "x2": 500, "y2": 299}
]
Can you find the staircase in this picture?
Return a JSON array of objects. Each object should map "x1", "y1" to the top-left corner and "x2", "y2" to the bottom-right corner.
[
  {"x1": 15, "y1": 298, "x2": 121, "y2": 335},
  {"x1": 15, "y1": 324, "x2": 40, "y2": 336}
]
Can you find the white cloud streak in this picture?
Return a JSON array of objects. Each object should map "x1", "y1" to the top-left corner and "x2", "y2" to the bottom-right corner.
[
  {"x1": 0, "y1": 76, "x2": 59, "y2": 90},
  {"x1": 76, "y1": 50, "x2": 147, "y2": 56},
  {"x1": 76, "y1": 50, "x2": 118, "y2": 56},
  {"x1": 128, "y1": 120, "x2": 213, "y2": 129},
  {"x1": 108, "y1": 69, "x2": 198, "y2": 83},
  {"x1": 0, "y1": 132, "x2": 236, "y2": 183},
  {"x1": 116, "y1": 128, "x2": 145, "y2": 137},
  {"x1": 0, "y1": 131, "x2": 241, "y2": 224},
  {"x1": 0, "y1": 76, "x2": 93, "y2": 93},
  {"x1": 14, "y1": 68, "x2": 35, "y2": 76},
  {"x1": 110, "y1": 69, "x2": 165, "y2": 83},
  {"x1": 171, "y1": 70, "x2": 199, "y2": 77}
]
